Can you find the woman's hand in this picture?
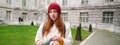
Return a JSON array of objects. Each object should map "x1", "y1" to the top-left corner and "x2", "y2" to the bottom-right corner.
[
  {"x1": 36, "y1": 40, "x2": 43, "y2": 45},
  {"x1": 52, "y1": 36, "x2": 64, "y2": 45},
  {"x1": 51, "y1": 36, "x2": 60, "y2": 41}
]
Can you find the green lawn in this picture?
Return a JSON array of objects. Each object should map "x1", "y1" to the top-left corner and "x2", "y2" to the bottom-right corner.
[
  {"x1": 0, "y1": 25, "x2": 91, "y2": 45},
  {"x1": 71, "y1": 28, "x2": 91, "y2": 45}
]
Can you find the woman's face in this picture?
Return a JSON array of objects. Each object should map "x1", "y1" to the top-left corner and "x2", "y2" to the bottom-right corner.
[{"x1": 49, "y1": 9, "x2": 58, "y2": 21}]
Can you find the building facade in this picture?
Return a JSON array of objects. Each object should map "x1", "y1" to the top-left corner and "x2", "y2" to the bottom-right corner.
[
  {"x1": 0, "y1": 0, "x2": 120, "y2": 33},
  {"x1": 41, "y1": 0, "x2": 120, "y2": 33},
  {"x1": 0, "y1": 0, "x2": 43, "y2": 25}
]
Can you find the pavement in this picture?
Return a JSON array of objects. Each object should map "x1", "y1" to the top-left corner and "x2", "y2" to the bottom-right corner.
[{"x1": 80, "y1": 29, "x2": 120, "y2": 45}]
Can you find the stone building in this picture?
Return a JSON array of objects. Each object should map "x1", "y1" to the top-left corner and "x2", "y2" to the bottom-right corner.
[
  {"x1": 0, "y1": 0, "x2": 120, "y2": 33},
  {"x1": 0, "y1": 0, "x2": 43, "y2": 25},
  {"x1": 41, "y1": 0, "x2": 120, "y2": 33}
]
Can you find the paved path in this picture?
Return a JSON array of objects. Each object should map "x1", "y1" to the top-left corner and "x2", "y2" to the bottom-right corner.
[{"x1": 80, "y1": 29, "x2": 120, "y2": 45}]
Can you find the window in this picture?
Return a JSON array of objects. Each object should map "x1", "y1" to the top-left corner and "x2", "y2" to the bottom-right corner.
[
  {"x1": 6, "y1": 0, "x2": 11, "y2": 4},
  {"x1": 6, "y1": 11, "x2": 11, "y2": 20},
  {"x1": 62, "y1": 13, "x2": 68, "y2": 22},
  {"x1": 34, "y1": 0, "x2": 37, "y2": 7},
  {"x1": 22, "y1": 0, "x2": 26, "y2": 7},
  {"x1": 102, "y1": 12, "x2": 114, "y2": 24},
  {"x1": 47, "y1": 0, "x2": 57, "y2": 5},
  {"x1": 62, "y1": 0, "x2": 67, "y2": 6},
  {"x1": 110, "y1": 0, "x2": 114, "y2": 2},
  {"x1": 34, "y1": 13, "x2": 38, "y2": 20},
  {"x1": 47, "y1": 0, "x2": 51, "y2": 5},
  {"x1": 81, "y1": 0, "x2": 88, "y2": 5},
  {"x1": 22, "y1": 12, "x2": 27, "y2": 20},
  {"x1": 80, "y1": 12, "x2": 88, "y2": 22},
  {"x1": 105, "y1": 0, "x2": 114, "y2": 2}
]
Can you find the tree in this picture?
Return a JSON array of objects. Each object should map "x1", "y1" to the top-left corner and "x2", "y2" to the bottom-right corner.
[
  {"x1": 31, "y1": 21, "x2": 34, "y2": 26},
  {"x1": 89, "y1": 24, "x2": 92, "y2": 32},
  {"x1": 75, "y1": 23, "x2": 82, "y2": 41}
]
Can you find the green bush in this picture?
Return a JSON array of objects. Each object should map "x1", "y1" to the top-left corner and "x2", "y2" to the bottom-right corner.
[{"x1": 89, "y1": 24, "x2": 93, "y2": 32}]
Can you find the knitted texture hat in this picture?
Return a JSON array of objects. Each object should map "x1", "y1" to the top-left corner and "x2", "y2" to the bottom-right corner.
[{"x1": 48, "y1": 2, "x2": 61, "y2": 14}]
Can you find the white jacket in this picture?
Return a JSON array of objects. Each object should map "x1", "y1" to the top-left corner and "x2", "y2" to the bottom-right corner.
[{"x1": 35, "y1": 22, "x2": 73, "y2": 45}]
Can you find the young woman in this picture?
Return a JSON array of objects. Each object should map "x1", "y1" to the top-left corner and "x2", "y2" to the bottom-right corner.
[{"x1": 35, "y1": 2, "x2": 73, "y2": 45}]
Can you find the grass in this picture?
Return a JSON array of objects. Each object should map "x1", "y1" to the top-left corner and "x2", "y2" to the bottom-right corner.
[
  {"x1": 0, "y1": 25, "x2": 91, "y2": 45},
  {"x1": 0, "y1": 25, "x2": 39, "y2": 45},
  {"x1": 71, "y1": 28, "x2": 91, "y2": 45}
]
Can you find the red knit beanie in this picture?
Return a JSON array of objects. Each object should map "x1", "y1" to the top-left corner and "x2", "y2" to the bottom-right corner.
[{"x1": 48, "y1": 2, "x2": 61, "y2": 14}]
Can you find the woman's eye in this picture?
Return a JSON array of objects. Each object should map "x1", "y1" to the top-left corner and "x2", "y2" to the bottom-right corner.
[{"x1": 49, "y1": 11, "x2": 52, "y2": 13}]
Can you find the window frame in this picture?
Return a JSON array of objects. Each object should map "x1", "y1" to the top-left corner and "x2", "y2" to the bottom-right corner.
[
  {"x1": 6, "y1": 11, "x2": 12, "y2": 20},
  {"x1": 81, "y1": 0, "x2": 88, "y2": 5},
  {"x1": 62, "y1": 0, "x2": 67, "y2": 6},
  {"x1": 80, "y1": 12, "x2": 89, "y2": 22},
  {"x1": 33, "y1": 13, "x2": 38, "y2": 20},
  {"x1": 62, "y1": 13, "x2": 68, "y2": 22},
  {"x1": 22, "y1": 0, "x2": 26, "y2": 7},
  {"x1": 102, "y1": 12, "x2": 114, "y2": 24},
  {"x1": 6, "y1": 0, "x2": 11, "y2": 5}
]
